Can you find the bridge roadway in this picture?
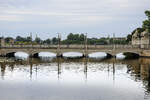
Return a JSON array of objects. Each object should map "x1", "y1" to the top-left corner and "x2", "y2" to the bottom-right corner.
[{"x1": 0, "y1": 44, "x2": 146, "y2": 57}]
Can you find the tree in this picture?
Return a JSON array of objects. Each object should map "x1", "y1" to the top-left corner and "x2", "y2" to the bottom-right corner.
[
  {"x1": 145, "y1": 10, "x2": 150, "y2": 20},
  {"x1": 142, "y1": 10, "x2": 150, "y2": 32},
  {"x1": 126, "y1": 34, "x2": 132, "y2": 43},
  {"x1": 43, "y1": 39, "x2": 51, "y2": 44},
  {"x1": 52, "y1": 37, "x2": 58, "y2": 44},
  {"x1": 35, "y1": 37, "x2": 42, "y2": 44},
  {"x1": 16, "y1": 36, "x2": 24, "y2": 42},
  {"x1": 67, "y1": 33, "x2": 74, "y2": 40},
  {"x1": 79, "y1": 34, "x2": 85, "y2": 41},
  {"x1": 26, "y1": 36, "x2": 32, "y2": 42}
]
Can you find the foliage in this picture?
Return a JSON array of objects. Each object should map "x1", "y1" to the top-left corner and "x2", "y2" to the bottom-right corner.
[
  {"x1": 43, "y1": 39, "x2": 51, "y2": 44},
  {"x1": 3, "y1": 33, "x2": 128, "y2": 45},
  {"x1": 126, "y1": 34, "x2": 132, "y2": 43},
  {"x1": 35, "y1": 37, "x2": 42, "y2": 44},
  {"x1": 131, "y1": 28, "x2": 145, "y2": 35},
  {"x1": 142, "y1": 10, "x2": 150, "y2": 32},
  {"x1": 52, "y1": 37, "x2": 58, "y2": 44}
]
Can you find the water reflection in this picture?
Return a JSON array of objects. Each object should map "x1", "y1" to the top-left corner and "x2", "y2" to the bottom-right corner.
[
  {"x1": 39, "y1": 52, "x2": 56, "y2": 58},
  {"x1": 116, "y1": 53, "x2": 125, "y2": 59},
  {"x1": 15, "y1": 52, "x2": 29, "y2": 60},
  {"x1": 0, "y1": 58, "x2": 150, "y2": 100},
  {"x1": 63, "y1": 52, "x2": 83, "y2": 58},
  {"x1": 88, "y1": 52, "x2": 107, "y2": 59}
]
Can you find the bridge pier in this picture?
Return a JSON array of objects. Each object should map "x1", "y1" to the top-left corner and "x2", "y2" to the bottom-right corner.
[
  {"x1": 107, "y1": 53, "x2": 114, "y2": 58},
  {"x1": 83, "y1": 53, "x2": 88, "y2": 58},
  {"x1": 0, "y1": 54, "x2": 6, "y2": 57},
  {"x1": 29, "y1": 54, "x2": 39, "y2": 58},
  {"x1": 29, "y1": 54, "x2": 33, "y2": 58},
  {"x1": 56, "y1": 53, "x2": 62, "y2": 58}
]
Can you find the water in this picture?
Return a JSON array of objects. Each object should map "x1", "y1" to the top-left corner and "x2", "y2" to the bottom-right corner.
[
  {"x1": 15, "y1": 52, "x2": 29, "y2": 60},
  {"x1": 116, "y1": 53, "x2": 126, "y2": 59},
  {"x1": 14, "y1": 52, "x2": 110, "y2": 59},
  {"x1": 0, "y1": 57, "x2": 150, "y2": 100},
  {"x1": 63, "y1": 52, "x2": 83, "y2": 58},
  {"x1": 88, "y1": 52, "x2": 107, "y2": 59},
  {"x1": 39, "y1": 52, "x2": 56, "y2": 58}
]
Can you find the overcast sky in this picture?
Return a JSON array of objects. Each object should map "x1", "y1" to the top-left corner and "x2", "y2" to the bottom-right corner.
[{"x1": 0, "y1": 0, "x2": 150, "y2": 39}]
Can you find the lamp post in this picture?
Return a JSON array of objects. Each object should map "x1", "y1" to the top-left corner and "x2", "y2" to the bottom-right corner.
[
  {"x1": 30, "y1": 32, "x2": 33, "y2": 47},
  {"x1": 57, "y1": 33, "x2": 61, "y2": 57},
  {"x1": 113, "y1": 33, "x2": 115, "y2": 50},
  {"x1": 84, "y1": 33, "x2": 88, "y2": 57}
]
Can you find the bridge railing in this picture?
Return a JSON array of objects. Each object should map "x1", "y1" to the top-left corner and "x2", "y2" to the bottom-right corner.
[{"x1": 0, "y1": 44, "x2": 140, "y2": 49}]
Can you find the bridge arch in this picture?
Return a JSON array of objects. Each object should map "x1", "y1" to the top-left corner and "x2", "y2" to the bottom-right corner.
[
  {"x1": 62, "y1": 52, "x2": 84, "y2": 58},
  {"x1": 5, "y1": 51, "x2": 29, "y2": 57},
  {"x1": 116, "y1": 52, "x2": 140, "y2": 58},
  {"x1": 6, "y1": 52, "x2": 16, "y2": 57},
  {"x1": 31, "y1": 51, "x2": 57, "y2": 58},
  {"x1": 88, "y1": 52, "x2": 113, "y2": 58}
]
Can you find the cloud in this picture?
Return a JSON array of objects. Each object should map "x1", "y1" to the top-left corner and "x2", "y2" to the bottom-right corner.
[
  {"x1": 0, "y1": 15, "x2": 23, "y2": 21},
  {"x1": 0, "y1": 0, "x2": 149, "y2": 38}
]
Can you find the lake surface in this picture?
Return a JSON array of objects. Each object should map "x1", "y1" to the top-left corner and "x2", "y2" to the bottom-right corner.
[{"x1": 0, "y1": 57, "x2": 150, "y2": 100}]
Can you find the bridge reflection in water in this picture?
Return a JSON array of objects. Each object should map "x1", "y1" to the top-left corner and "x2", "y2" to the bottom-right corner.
[{"x1": 0, "y1": 58, "x2": 150, "y2": 100}]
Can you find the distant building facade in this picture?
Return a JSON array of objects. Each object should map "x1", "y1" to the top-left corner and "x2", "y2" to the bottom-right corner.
[
  {"x1": 8, "y1": 38, "x2": 15, "y2": 44},
  {"x1": 0, "y1": 37, "x2": 5, "y2": 47},
  {"x1": 132, "y1": 29, "x2": 150, "y2": 45},
  {"x1": 5, "y1": 38, "x2": 15, "y2": 44}
]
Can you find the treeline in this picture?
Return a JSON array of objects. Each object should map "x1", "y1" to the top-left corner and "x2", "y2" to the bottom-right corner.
[
  {"x1": 62, "y1": 33, "x2": 127, "y2": 44},
  {"x1": 3, "y1": 33, "x2": 128, "y2": 45}
]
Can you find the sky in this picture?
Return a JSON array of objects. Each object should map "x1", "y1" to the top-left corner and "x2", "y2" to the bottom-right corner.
[{"x1": 0, "y1": 0, "x2": 150, "y2": 39}]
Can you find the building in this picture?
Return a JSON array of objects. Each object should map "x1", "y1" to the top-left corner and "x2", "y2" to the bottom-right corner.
[
  {"x1": 132, "y1": 30, "x2": 141, "y2": 45},
  {"x1": 141, "y1": 29, "x2": 150, "y2": 45},
  {"x1": 132, "y1": 29, "x2": 150, "y2": 45},
  {"x1": 5, "y1": 37, "x2": 15, "y2": 44},
  {"x1": 0, "y1": 37, "x2": 5, "y2": 47}
]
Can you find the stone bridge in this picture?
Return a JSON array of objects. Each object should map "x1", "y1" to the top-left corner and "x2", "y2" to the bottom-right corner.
[{"x1": 0, "y1": 44, "x2": 149, "y2": 57}]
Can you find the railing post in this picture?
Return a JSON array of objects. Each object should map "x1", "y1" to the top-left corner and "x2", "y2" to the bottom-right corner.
[{"x1": 30, "y1": 32, "x2": 33, "y2": 48}]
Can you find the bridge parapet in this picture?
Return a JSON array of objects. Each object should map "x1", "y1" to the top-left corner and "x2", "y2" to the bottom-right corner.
[{"x1": 1, "y1": 44, "x2": 140, "y2": 49}]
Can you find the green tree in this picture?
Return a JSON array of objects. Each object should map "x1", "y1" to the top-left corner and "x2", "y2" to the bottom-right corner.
[
  {"x1": 67, "y1": 33, "x2": 74, "y2": 40},
  {"x1": 16, "y1": 36, "x2": 24, "y2": 42},
  {"x1": 43, "y1": 39, "x2": 51, "y2": 44},
  {"x1": 52, "y1": 37, "x2": 58, "y2": 44},
  {"x1": 35, "y1": 37, "x2": 42, "y2": 44},
  {"x1": 26, "y1": 36, "x2": 32, "y2": 42},
  {"x1": 143, "y1": 10, "x2": 150, "y2": 32},
  {"x1": 126, "y1": 34, "x2": 132, "y2": 44}
]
